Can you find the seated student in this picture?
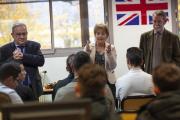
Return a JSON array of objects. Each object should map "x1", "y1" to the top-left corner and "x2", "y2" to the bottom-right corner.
[
  {"x1": 52, "y1": 54, "x2": 75, "y2": 100},
  {"x1": 54, "y1": 51, "x2": 92, "y2": 101},
  {"x1": 14, "y1": 62, "x2": 36, "y2": 102},
  {"x1": 137, "y1": 63, "x2": 180, "y2": 120},
  {"x1": 54, "y1": 51, "x2": 115, "y2": 110},
  {"x1": 116, "y1": 47, "x2": 154, "y2": 101},
  {"x1": 0, "y1": 62, "x2": 23, "y2": 104},
  {"x1": 75, "y1": 64, "x2": 119, "y2": 120}
]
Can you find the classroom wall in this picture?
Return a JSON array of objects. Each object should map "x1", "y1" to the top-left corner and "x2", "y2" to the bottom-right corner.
[
  {"x1": 39, "y1": 57, "x2": 68, "y2": 84},
  {"x1": 40, "y1": 0, "x2": 173, "y2": 84},
  {"x1": 112, "y1": 0, "x2": 172, "y2": 77}
]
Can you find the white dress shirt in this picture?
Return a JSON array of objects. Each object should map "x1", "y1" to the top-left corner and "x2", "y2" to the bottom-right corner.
[
  {"x1": 115, "y1": 67, "x2": 154, "y2": 100},
  {"x1": 0, "y1": 82, "x2": 23, "y2": 104}
]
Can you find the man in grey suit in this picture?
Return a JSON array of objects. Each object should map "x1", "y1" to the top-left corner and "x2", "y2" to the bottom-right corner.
[
  {"x1": 140, "y1": 10, "x2": 180, "y2": 74},
  {"x1": 0, "y1": 23, "x2": 45, "y2": 99}
]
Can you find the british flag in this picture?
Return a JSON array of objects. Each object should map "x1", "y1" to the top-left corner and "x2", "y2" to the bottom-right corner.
[{"x1": 116, "y1": 0, "x2": 168, "y2": 26}]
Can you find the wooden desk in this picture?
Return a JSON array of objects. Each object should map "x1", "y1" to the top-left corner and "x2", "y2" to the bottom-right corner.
[
  {"x1": 39, "y1": 88, "x2": 53, "y2": 102},
  {"x1": 43, "y1": 87, "x2": 53, "y2": 95}
]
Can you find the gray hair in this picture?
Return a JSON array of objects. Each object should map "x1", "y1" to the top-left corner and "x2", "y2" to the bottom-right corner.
[
  {"x1": 12, "y1": 22, "x2": 27, "y2": 33},
  {"x1": 153, "y1": 10, "x2": 167, "y2": 20}
]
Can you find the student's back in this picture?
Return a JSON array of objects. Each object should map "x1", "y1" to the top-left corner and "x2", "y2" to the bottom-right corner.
[{"x1": 137, "y1": 64, "x2": 180, "y2": 120}]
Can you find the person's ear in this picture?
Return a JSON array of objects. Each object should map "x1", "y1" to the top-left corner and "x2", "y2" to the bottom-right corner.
[
  {"x1": 75, "y1": 83, "x2": 81, "y2": 97},
  {"x1": 66, "y1": 64, "x2": 70, "y2": 72},
  {"x1": 126, "y1": 58, "x2": 129, "y2": 64},
  {"x1": 127, "y1": 59, "x2": 131, "y2": 69},
  {"x1": 3, "y1": 76, "x2": 15, "y2": 87},
  {"x1": 101, "y1": 88, "x2": 106, "y2": 96},
  {"x1": 163, "y1": 18, "x2": 168, "y2": 25},
  {"x1": 153, "y1": 85, "x2": 160, "y2": 95},
  {"x1": 11, "y1": 32, "x2": 14, "y2": 38}
]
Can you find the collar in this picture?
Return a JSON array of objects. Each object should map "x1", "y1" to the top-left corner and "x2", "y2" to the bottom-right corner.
[
  {"x1": 129, "y1": 67, "x2": 142, "y2": 71},
  {"x1": 154, "y1": 28, "x2": 164, "y2": 35},
  {"x1": 14, "y1": 42, "x2": 26, "y2": 47}
]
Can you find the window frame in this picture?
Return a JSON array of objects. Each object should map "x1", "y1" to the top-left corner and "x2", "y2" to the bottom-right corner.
[
  {"x1": 0, "y1": 0, "x2": 109, "y2": 57},
  {"x1": 45, "y1": 0, "x2": 109, "y2": 58},
  {"x1": 172, "y1": 0, "x2": 178, "y2": 34}
]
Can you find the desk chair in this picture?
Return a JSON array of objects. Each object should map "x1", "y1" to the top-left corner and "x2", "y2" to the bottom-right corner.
[
  {"x1": 0, "y1": 92, "x2": 11, "y2": 105},
  {"x1": 119, "y1": 111, "x2": 137, "y2": 120},
  {"x1": 120, "y1": 95, "x2": 155, "y2": 112},
  {"x1": 10, "y1": 109, "x2": 87, "y2": 120}
]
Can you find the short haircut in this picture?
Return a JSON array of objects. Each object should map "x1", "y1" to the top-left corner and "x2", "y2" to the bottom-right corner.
[
  {"x1": 12, "y1": 22, "x2": 27, "y2": 33},
  {"x1": 73, "y1": 51, "x2": 91, "y2": 71},
  {"x1": 0, "y1": 62, "x2": 21, "y2": 82},
  {"x1": 94, "y1": 23, "x2": 109, "y2": 36},
  {"x1": 152, "y1": 63, "x2": 180, "y2": 92},
  {"x1": 153, "y1": 10, "x2": 167, "y2": 20},
  {"x1": 77, "y1": 64, "x2": 107, "y2": 97},
  {"x1": 126, "y1": 47, "x2": 143, "y2": 66},
  {"x1": 66, "y1": 53, "x2": 75, "y2": 73},
  {"x1": 66, "y1": 54, "x2": 75, "y2": 66}
]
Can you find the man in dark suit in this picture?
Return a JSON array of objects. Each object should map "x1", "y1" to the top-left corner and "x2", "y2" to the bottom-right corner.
[
  {"x1": 140, "y1": 10, "x2": 180, "y2": 74},
  {"x1": 0, "y1": 23, "x2": 45, "y2": 99}
]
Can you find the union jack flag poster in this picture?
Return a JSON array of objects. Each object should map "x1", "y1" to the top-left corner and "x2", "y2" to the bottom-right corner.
[{"x1": 115, "y1": 0, "x2": 168, "y2": 26}]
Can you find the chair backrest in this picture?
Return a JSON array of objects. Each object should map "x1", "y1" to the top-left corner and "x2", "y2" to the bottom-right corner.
[
  {"x1": 119, "y1": 111, "x2": 137, "y2": 120},
  {"x1": 1, "y1": 99, "x2": 91, "y2": 120},
  {"x1": 10, "y1": 109, "x2": 87, "y2": 120},
  {"x1": 121, "y1": 95, "x2": 155, "y2": 112},
  {"x1": 0, "y1": 92, "x2": 11, "y2": 105}
]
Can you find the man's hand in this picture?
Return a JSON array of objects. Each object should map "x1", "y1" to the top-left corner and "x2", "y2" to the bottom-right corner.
[{"x1": 13, "y1": 49, "x2": 23, "y2": 60}]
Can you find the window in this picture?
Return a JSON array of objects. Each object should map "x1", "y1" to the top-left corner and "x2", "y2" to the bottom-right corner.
[
  {"x1": 0, "y1": 0, "x2": 52, "y2": 49},
  {"x1": 53, "y1": 1, "x2": 81, "y2": 48},
  {"x1": 178, "y1": 0, "x2": 180, "y2": 36},
  {"x1": 88, "y1": 0, "x2": 105, "y2": 43},
  {"x1": 0, "y1": 0, "x2": 106, "y2": 56}
]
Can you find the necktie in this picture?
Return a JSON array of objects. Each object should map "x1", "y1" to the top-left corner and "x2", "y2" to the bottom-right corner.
[
  {"x1": 17, "y1": 46, "x2": 24, "y2": 53},
  {"x1": 23, "y1": 75, "x2": 30, "y2": 86},
  {"x1": 152, "y1": 32, "x2": 161, "y2": 69}
]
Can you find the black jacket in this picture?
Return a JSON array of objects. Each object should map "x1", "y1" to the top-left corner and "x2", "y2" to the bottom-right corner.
[
  {"x1": 15, "y1": 83, "x2": 36, "y2": 102},
  {"x1": 137, "y1": 90, "x2": 180, "y2": 120}
]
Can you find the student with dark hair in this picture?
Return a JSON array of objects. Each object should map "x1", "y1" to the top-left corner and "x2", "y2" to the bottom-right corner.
[
  {"x1": 137, "y1": 63, "x2": 180, "y2": 120},
  {"x1": 75, "y1": 64, "x2": 119, "y2": 120},
  {"x1": 54, "y1": 51, "x2": 92, "y2": 101},
  {"x1": 54, "y1": 51, "x2": 115, "y2": 110},
  {"x1": 116, "y1": 47, "x2": 153, "y2": 101},
  {"x1": 0, "y1": 63, "x2": 23, "y2": 103},
  {"x1": 73, "y1": 51, "x2": 92, "y2": 71},
  {"x1": 52, "y1": 54, "x2": 75, "y2": 100},
  {"x1": 4, "y1": 60, "x2": 36, "y2": 102},
  {"x1": 13, "y1": 61, "x2": 36, "y2": 102}
]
